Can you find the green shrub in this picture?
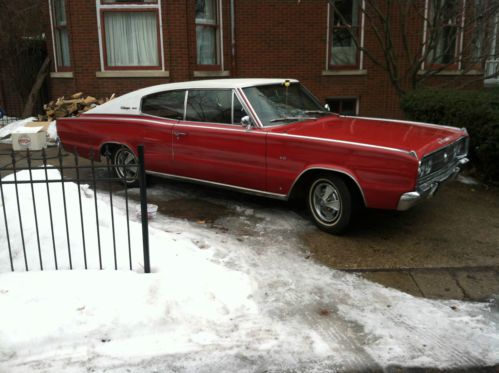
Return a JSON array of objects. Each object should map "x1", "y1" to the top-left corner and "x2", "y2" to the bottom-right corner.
[{"x1": 401, "y1": 89, "x2": 499, "y2": 182}]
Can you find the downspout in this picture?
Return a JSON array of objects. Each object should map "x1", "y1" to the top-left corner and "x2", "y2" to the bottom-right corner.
[{"x1": 230, "y1": 0, "x2": 236, "y2": 75}]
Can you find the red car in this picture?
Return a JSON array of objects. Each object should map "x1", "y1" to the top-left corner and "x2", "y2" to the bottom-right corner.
[{"x1": 58, "y1": 79, "x2": 469, "y2": 234}]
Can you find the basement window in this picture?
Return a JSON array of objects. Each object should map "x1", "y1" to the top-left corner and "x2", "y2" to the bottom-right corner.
[{"x1": 326, "y1": 97, "x2": 358, "y2": 116}]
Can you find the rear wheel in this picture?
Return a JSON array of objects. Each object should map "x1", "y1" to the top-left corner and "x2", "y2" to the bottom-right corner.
[
  {"x1": 113, "y1": 146, "x2": 139, "y2": 187},
  {"x1": 307, "y1": 175, "x2": 352, "y2": 234}
]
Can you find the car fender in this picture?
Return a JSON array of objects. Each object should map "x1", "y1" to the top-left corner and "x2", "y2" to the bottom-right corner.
[
  {"x1": 98, "y1": 141, "x2": 137, "y2": 160},
  {"x1": 288, "y1": 164, "x2": 367, "y2": 206}
]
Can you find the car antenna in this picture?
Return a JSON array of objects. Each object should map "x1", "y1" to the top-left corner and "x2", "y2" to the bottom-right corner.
[{"x1": 283, "y1": 79, "x2": 290, "y2": 105}]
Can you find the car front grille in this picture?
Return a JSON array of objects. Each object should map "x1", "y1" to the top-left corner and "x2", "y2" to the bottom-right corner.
[{"x1": 417, "y1": 137, "x2": 468, "y2": 188}]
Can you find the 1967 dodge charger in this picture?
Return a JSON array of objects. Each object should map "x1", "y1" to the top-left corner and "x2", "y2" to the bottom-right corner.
[{"x1": 57, "y1": 79, "x2": 469, "y2": 234}]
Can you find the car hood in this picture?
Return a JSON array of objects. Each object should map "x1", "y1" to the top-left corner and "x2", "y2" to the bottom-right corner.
[{"x1": 269, "y1": 115, "x2": 466, "y2": 158}]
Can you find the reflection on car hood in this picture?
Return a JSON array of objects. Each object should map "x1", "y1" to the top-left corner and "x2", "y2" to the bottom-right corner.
[{"x1": 269, "y1": 116, "x2": 466, "y2": 158}]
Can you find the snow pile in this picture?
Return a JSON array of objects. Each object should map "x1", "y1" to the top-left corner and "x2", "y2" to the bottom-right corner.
[
  {"x1": 0, "y1": 117, "x2": 36, "y2": 140},
  {"x1": 47, "y1": 121, "x2": 58, "y2": 142},
  {"x1": 0, "y1": 170, "x2": 498, "y2": 372},
  {"x1": 0, "y1": 117, "x2": 58, "y2": 144},
  {"x1": 0, "y1": 169, "x2": 135, "y2": 271}
]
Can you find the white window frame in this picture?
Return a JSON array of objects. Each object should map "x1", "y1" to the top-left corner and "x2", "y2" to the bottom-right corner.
[
  {"x1": 325, "y1": 0, "x2": 366, "y2": 71},
  {"x1": 485, "y1": 11, "x2": 499, "y2": 83},
  {"x1": 195, "y1": 0, "x2": 224, "y2": 70},
  {"x1": 49, "y1": 0, "x2": 71, "y2": 72},
  {"x1": 95, "y1": 0, "x2": 165, "y2": 72},
  {"x1": 421, "y1": 0, "x2": 467, "y2": 71}
]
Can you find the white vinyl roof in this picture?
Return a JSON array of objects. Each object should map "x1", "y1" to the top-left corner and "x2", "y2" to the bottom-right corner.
[{"x1": 85, "y1": 78, "x2": 299, "y2": 116}]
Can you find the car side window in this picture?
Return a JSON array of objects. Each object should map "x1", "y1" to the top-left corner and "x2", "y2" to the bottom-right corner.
[
  {"x1": 232, "y1": 93, "x2": 247, "y2": 125},
  {"x1": 142, "y1": 90, "x2": 186, "y2": 120},
  {"x1": 186, "y1": 89, "x2": 232, "y2": 124}
]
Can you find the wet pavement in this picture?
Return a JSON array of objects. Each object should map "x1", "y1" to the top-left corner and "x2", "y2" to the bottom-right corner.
[
  {"x1": 1, "y1": 144, "x2": 499, "y2": 302},
  {"x1": 142, "y1": 175, "x2": 499, "y2": 302}
]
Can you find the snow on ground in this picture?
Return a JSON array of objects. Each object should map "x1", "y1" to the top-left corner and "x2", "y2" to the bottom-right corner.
[{"x1": 0, "y1": 170, "x2": 498, "y2": 372}]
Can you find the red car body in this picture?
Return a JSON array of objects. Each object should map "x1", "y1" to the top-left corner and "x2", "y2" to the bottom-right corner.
[{"x1": 57, "y1": 79, "x2": 469, "y2": 232}]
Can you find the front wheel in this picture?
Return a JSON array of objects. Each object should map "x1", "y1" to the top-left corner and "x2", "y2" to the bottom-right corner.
[
  {"x1": 113, "y1": 146, "x2": 139, "y2": 187},
  {"x1": 307, "y1": 175, "x2": 352, "y2": 234}
]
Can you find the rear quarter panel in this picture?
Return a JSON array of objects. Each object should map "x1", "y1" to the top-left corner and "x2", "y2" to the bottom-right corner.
[{"x1": 57, "y1": 114, "x2": 142, "y2": 160}]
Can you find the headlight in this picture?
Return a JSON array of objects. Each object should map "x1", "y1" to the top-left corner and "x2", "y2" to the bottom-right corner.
[
  {"x1": 418, "y1": 158, "x2": 433, "y2": 177},
  {"x1": 456, "y1": 137, "x2": 469, "y2": 157}
]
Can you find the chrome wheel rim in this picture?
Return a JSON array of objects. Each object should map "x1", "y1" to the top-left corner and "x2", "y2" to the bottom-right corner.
[
  {"x1": 311, "y1": 180, "x2": 341, "y2": 224},
  {"x1": 114, "y1": 148, "x2": 138, "y2": 183}
]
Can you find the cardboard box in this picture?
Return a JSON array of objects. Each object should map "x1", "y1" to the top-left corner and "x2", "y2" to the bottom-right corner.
[
  {"x1": 25, "y1": 121, "x2": 50, "y2": 132},
  {"x1": 12, "y1": 126, "x2": 47, "y2": 151}
]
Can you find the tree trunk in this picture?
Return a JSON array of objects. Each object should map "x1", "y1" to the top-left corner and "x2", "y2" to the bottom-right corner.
[{"x1": 21, "y1": 56, "x2": 50, "y2": 118}]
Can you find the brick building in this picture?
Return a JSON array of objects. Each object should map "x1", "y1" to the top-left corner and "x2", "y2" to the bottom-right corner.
[{"x1": 43, "y1": 0, "x2": 493, "y2": 119}]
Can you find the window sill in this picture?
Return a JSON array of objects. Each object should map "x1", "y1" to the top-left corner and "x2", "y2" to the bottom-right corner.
[
  {"x1": 417, "y1": 70, "x2": 483, "y2": 76},
  {"x1": 484, "y1": 78, "x2": 499, "y2": 87},
  {"x1": 96, "y1": 70, "x2": 170, "y2": 78},
  {"x1": 193, "y1": 70, "x2": 230, "y2": 78},
  {"x1": 322, "y1": 69, "x2": 367, "y2": 76},
  {"x1": 50, "y1": 72, "x2": 74, "y2": 79}
]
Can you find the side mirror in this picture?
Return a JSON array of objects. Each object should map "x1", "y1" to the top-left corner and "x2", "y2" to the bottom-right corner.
[{"x1": 241, "y1": 115, "x2": 253, "y2": 130}]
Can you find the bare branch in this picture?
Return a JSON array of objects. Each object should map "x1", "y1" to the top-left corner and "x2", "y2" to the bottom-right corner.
[{"x1": 324, "y1": 0, "x2": 499, "y2": 95}]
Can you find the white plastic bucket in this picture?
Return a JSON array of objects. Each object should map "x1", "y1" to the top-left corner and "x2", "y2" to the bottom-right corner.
[{"x1": 136, "y1": 204, "x2": 158, "y2": 220}]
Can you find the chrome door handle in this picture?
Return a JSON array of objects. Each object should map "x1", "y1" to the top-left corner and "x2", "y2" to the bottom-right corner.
[{"x1": 173, "y1": 131, "x2": 187, "y2": 139}]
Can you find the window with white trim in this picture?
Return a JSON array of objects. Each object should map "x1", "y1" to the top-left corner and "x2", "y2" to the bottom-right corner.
[
  {"x1": 195, "y1": 0, "x2": 221, "y2": 66},
  {"x1": 329, "y1": 0, "x2": 361, "y2": 67},
  {"x1": 471, "y1": 0, "x2": 486, "y2": 63},
  {"x1": 50, "y1": 0, "x2": 71, "y2": 69},
  {"x1": 98, "y1": 0, "x2": 162, "y2": 70},
  {"x1": 485, "y1": 12, "x2": 499, "y2": 80},
  {"x1": 426, "y1": 0, "x2": 464, "y2": 66}
]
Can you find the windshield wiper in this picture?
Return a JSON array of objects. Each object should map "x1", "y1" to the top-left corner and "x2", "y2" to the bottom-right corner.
[
  {"x1": 270, "y1": 116, "x2": 316, "y2": 123},
  {"x1": 304, "y1": 110, "x2": 338, "y2": 116}
]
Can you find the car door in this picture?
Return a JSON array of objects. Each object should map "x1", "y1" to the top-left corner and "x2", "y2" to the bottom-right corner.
[
  {"x1": 140, "y1": 89, "x2": 185, "y2": 174},
  {"x1": 172, "y1": 89, "x2": 267, "y2": 191}
]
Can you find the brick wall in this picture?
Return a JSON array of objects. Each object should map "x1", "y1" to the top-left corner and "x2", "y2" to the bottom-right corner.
[{"x1": 45, "y1": 0, "x2": 484, "y2": 119}]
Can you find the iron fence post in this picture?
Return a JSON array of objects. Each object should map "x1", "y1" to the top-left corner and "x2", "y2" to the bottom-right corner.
[{"x1": 138, "y1": 145, "x2": 150, "y2": 273}]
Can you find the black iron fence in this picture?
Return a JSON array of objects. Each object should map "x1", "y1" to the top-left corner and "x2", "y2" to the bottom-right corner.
[
  {"x1": 0, "y1": 145, "x2": 150, "y2": 273},
  {"x1": 0, "y1": 115, "x2": 19, "y2": 128}
]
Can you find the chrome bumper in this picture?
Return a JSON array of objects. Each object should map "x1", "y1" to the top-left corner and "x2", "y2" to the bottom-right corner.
[{"x1": 397, "y1": 158, "x2": 469, "y2": 211}]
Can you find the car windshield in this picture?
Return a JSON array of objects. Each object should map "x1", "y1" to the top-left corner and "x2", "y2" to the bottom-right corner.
[{"x1": 243, "y1": 82, "x2": 330, "y2": 126}]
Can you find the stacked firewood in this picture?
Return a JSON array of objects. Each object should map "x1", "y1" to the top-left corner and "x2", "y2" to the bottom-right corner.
[{"x1": 40, "y1": 92, "x2": 116, "y2": 121}]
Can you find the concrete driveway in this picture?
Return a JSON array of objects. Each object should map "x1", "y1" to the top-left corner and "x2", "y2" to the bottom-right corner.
[
  {"x1": 140, "y1": 174, "x2": 499, "y2": 302},
  {"x1": 1, "y1": 144, "x2": 499, "y2": 302}
]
